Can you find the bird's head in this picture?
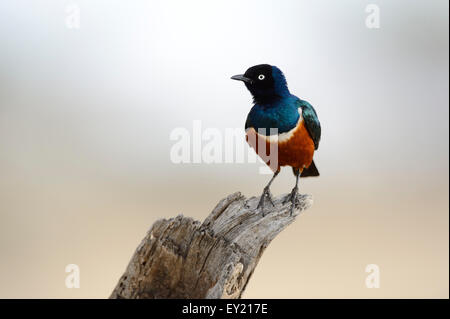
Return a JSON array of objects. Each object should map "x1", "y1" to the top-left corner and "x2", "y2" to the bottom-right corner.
[{"x1": 231, "y1": 64, "x2": 290, "y2": 104}]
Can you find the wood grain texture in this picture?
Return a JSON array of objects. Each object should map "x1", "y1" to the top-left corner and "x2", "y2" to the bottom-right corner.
[{"x1": 110, "y1": 191, "x2": 313, "y2": 299}]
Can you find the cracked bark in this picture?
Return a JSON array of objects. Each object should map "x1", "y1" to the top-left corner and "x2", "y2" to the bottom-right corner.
[{"x1": 109, "y1": 191, "x2": 312, "y2": 299}]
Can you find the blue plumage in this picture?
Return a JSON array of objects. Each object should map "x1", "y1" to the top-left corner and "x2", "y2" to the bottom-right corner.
[{"x1": 245, "y1": 95, "x2": 300, "y2": 135}]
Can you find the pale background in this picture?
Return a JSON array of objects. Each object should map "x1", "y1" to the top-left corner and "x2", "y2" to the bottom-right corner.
[{"x1": 0, "y1": 0, "x2": 448, "y2": 298}]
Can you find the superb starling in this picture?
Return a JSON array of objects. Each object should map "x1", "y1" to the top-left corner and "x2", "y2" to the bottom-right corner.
[{"x1": 231, "y1": 64, "x2": 321, "y2": 215}]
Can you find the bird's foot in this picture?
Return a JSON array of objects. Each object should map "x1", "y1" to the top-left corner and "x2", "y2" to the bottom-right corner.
[
  {"x1": 257, "y1": 186, "x2": 276, "y2": 216},
  {"x1": 284, "y1": 187, "x2": 299, "y2": 216}
]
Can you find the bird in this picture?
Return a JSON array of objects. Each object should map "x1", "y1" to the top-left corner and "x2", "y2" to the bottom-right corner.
[{"x1": 231, "y1": 64, "x2": 321, "y2": 215}]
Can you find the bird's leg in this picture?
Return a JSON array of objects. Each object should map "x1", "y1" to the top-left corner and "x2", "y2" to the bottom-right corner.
[
  {"x1": 284, "y1": 168, "x2": 300, "y2": 215},
  {"x1": 257, "y1": 170, "x2": 280, "y2": 214}
]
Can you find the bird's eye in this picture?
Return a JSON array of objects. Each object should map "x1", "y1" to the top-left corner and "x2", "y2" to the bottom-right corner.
[{"x1": 258, "y1": 74, "x2": 265, "y2": 80}]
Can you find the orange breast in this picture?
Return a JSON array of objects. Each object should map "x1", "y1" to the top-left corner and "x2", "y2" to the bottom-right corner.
[{"x1": 246, "y1": 120, "x2": 315, "y2": 172}]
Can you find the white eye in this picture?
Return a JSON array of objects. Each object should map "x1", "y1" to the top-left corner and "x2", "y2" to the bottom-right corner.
[{"x1": 258, "y1": 74, "x2": 265, "y2": 80}]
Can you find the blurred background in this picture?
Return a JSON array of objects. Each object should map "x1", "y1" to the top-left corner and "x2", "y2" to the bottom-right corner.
[{"x1": 0, "y1": 0, "x2": 448, "y2": 298}]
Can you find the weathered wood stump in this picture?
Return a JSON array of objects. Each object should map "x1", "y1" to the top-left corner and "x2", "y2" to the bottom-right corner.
[{"x1": 110, "y1": 191, "x2": 313, "y2": 299}]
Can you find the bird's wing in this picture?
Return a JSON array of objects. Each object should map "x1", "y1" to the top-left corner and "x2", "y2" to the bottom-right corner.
[
  {"x1": 297, "y1": 99, "x2": 321, "y2": 150},
  {"x1": 245, "y1": 115, "x2": 251, "y2": 130}
]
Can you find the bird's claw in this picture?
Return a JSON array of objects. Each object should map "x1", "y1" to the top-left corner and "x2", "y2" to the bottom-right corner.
[
  {"x1": 284, "y1": 187, "x2": 298, "y2": 216},
  {"x1": 257, "y1": 187, "x2": 276, "y2": 215}
]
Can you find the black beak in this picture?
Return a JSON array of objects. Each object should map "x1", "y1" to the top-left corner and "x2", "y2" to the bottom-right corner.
[{"x1": 231, "y1": 74, "x2": 253, "y2": 84}]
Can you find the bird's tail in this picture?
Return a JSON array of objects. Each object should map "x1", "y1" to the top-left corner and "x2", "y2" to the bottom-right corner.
[{"x1": 300, "y1": 160, "x2": 320, "y2": 177}]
